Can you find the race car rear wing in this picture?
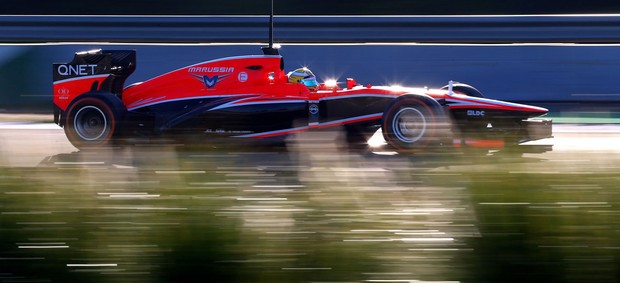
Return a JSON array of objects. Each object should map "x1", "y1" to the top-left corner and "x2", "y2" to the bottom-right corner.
[
  {"x1": 53, "y1": 49, "x2": 136, "y2": 96},
  {"x1": 53, "y1": 49, "x2": 136, "y2": 124}
]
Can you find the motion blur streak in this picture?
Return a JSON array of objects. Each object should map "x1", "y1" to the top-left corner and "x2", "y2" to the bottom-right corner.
[{"x1": 1, "y1": 122, "x2": 620, "y2": 282}]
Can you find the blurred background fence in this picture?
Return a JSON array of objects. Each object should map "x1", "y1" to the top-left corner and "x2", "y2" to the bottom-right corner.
[
  {"x1": 2, "y1": 15, "x2": 620, "y2": 113},
  {"x1": 3, "y1": 15, "x2": 620, "y2": 43}
]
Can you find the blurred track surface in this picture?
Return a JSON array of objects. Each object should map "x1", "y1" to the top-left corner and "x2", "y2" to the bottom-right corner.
[{"x1": 0, "y1": 122, "x2": 614, "y2": 167}]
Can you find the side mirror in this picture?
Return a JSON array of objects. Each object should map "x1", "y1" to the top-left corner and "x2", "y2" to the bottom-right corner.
[{"x1": 346, "y1": 78, "x2": 357, "y2": 89}]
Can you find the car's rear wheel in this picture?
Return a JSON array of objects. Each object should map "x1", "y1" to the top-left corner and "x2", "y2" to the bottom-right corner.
[
  {"x1": 382, "y1": 96, "x2": 448, "y2": 152},
  {"x1": 64, "y1": 95, "x2": 123, "y2": 149}
]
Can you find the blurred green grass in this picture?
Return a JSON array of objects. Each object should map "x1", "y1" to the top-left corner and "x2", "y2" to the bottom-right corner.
[
  {"x1": 547, "y1": 111, "x2": 620, "y2": 124},
  {"x1": 2, "y1": 148, "x2": 620, "y2": 282}
]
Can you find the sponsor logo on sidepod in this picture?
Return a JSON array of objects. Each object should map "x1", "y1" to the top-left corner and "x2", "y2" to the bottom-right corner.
[
  {"x1": 188, "y1": 66, "x2": 234, "y2": 73},
  {"x1": 467, "y1": 110, "x2": 485, "y2": 116},
  {"x1": 238, "y1": 72, "x2": 248, "y2": 82},
  {"x1": 189, "y1": 66, "x2": 235, "y2": 89}
]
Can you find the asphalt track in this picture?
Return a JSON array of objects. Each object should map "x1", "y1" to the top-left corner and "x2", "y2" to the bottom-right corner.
[{"x1": 0, "y1": 121, "x2": 617, "y2": 169}]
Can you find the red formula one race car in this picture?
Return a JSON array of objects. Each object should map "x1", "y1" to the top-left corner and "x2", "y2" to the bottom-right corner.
[{"x1": 52, "y1": 48, "x2": 552, "y2": 152}]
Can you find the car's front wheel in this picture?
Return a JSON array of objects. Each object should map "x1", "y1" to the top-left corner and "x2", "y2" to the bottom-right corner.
[
  {"x1": 382, "y1": 96, "x2": 448, "y2": 152},
  {"x1": 63, "y1": 95, "x2": 124, "y2": 149}
]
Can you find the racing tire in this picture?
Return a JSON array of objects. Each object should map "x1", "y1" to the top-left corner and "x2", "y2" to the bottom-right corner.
[
  {"x1": 63, "y1": 94, "x2": 124, "y2": 149},
  {"x1": 382, "y1": 95, "x2": 448, "y2": 152},
  {"x1": 441, "y1": 82, "x2": 485, "y2": 98}
]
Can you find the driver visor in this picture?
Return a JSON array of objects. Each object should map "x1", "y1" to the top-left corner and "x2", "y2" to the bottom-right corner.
[{"x1": 302, "y1": 76, "x2": 318, "y2": 88}]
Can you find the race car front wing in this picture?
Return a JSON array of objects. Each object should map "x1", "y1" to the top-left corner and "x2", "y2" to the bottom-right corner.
[{"x1": 522, "y1": 118, "x2": 553, "y2": 142}]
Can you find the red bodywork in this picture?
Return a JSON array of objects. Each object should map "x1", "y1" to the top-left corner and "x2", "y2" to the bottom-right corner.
[
  {"x1": 54, "y1": 75, "x2": 109, "y2": 111},
  {"x1": 53, "y1": 50, "x2": 552, "y2": 150}
]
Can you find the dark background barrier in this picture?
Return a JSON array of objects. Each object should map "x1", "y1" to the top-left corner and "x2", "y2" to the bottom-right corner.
[
  {"x1": 3, "y1": 15, "x2": 620, "y2": 44},
  {"x1": 4, "y1": 0, "x2": 620, "y2": 15},
  {"x1": 2, "y1": 15, "x2": 620, "y2": 113}
]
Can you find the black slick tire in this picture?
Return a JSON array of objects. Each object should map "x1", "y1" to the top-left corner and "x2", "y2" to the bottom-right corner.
[
  {"x1": 63, "y1": 94, "x2": 124, "y2": 149},
  {"x1": 382, "y1": 95, "x2": 447, "y2": 153}
]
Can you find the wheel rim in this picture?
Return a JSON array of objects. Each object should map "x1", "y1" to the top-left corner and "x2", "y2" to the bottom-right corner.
[
  {"x1": 392, "y1": 107, "x2": 426, "y2": 143},
  {"x1": 74, "y1": 106, "x2": 108, "y2": 141}
]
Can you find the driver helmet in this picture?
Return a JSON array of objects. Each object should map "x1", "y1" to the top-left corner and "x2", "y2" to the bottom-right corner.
[{"x1": 287, "y1": 67, "x2": 318, "y2": 91}]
